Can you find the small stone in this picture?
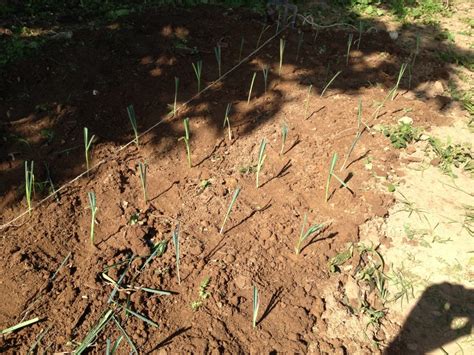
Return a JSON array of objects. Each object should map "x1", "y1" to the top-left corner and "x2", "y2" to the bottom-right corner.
[{"x1": 398, "y1": 116, "x2": 413, "y2": 125}]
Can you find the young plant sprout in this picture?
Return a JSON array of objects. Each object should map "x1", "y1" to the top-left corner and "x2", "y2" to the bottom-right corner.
[
  {"x1": 24, "y1": 160, "x2": 34, "y2": 215},
  {"x1": 87, "y1": 191, "x2": 98, "y2": 246},
  {"x1": 239, "y1": 37, "x2": 245, "y2": 62},
  {"x1": 83, "y1": 127, "x2": 95, "y2": 174},
  {"x1": 192, "y1": 60, "x2": 203, "y2": 93},
  {"x1": 389, "y1": 62, "x2": 408, "y2": 100},
  {"x1": 178, "y1": 117, "x2": 192, "y2": 168},
  {"x1": 171, "y1": 77, "x2": 179, "y2": 117},
  {"x1": 408, "y1": 34, "x2": 420, "y2": 89},
  {"x1": 279, "y1": 38, "x2": 286, "y2": 75},
  {"x1": 220, "y1": 187, "x2": 241, "y2": 234},
  {"x1": 304, "y1": 84, "x2": 313, "y2": 118},
  {"x1": 256, "y1": 139, "x2": 267, "y2": 188},
  {"x1": 320, "y1": 70, "x2": 341, "y2": 97},
  {"x1": 341, "y1": 99, "x2": 364, "y2": 171},
  {"x1": 214, "y1": 44, "x2": 222, "y2": 78},
  {"x1": 256, "y1": 24, "x2": 269, "y2": 49},
  {"x1": 346, "y1": 33, "x2": 353, "y2": 65},
  {"x1": 247, "y1": 72, "x2": 257, "y2": 104},
  {"x1": 252, "y1": 285, "x2": 259, "y2": 328},
  {"x1": 295, "y1": 213, "x2": 325, "y2": 255},
  {"x1": 280, "y1": 122, "x2": 288, "y2": 155},
  {"x1": 295, "y1": 31, "x2": 304, "y2": 61},
  {"x1": 262, "y1": 66, "x2": 269, "y2": 93},
  {"x1": 127, "y1": 105, "x2": 139, "y2": 147},
  {"x1": 172, "y1": 224, "x2": 181, "y2": 284},
  {"x1": 325, "y1": 153, "x2": 352, "y2": 202},
  {"x1": 223, "y1": 103, "x2": 232, "y2": 140},
  {"x1": 138, "y1": 161, "x2": 147, "y2": 204},
  {"x1": 357, "y1": 21, "x2": 363, "y2": 50}
]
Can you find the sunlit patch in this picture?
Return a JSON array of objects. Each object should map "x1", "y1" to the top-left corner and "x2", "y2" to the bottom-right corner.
[
  {"x1": 140, "y1": 56, "x2": 154, "y2": 65},
  {"x1": 149, "y1": 68, "x2": 162, "y2": 77},
  {"x1": 107, "y1": 23, "x2": 120, "y2": 30},
  {"x1": 450, "y1": 316, "x2": 469, "y2": 330},
  {"x1": 161, "y1": 25, "x2": 173, "y2": 37},
  {"x1": 175, "y1": 26, "x2": 189, "y2": 39}
]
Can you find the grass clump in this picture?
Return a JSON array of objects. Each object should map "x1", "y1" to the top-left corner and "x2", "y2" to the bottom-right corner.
[
  {"x1": 428, "y1": 138, "x2": 473, "y2": 177},
  {"x1": 295, "y1": 214, "x2": 326, "y2": 255},
  {"x1": 381, "y1": 120, "x2": 422, "y2": 149}
]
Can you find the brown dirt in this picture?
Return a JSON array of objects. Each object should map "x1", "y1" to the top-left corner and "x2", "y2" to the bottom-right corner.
[{"x1": 0, "y1": 5, "x2": 463, "y2": 354}]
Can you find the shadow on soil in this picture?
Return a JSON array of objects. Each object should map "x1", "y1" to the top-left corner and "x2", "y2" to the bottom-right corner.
[
  {"x1": 385, "y1": 282, "x2": 474, "y2": 354},
  {"x1": 0, "y1": 2, "x2": 472, "y2": 219}
]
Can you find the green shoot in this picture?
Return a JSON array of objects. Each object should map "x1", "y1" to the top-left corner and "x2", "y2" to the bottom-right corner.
[
  {"x1": 389, "y1": 62, "x2": 408, "y2": 100},
  {"x1": 321, "y1": 71, "x2": 342, "y2": 97},
  {"x1": 1, "y1": 317, "x2": 41, "y2": 335},
  {"x1": 138, "y1": 161, "x2": 147, "y2": 204},
  {"x1": 223, "y1": 103, "x2": 232, "y2": 140},
  {"x1": 220, "y1": 187, "x2": 241, "y2": 234},
  {"x1": 127, "y1": 105, "x2": 139, "y2": 147},
  {"x1": 279, "y1": 38, "x2": 285, "y2": 75},
  {"x1": 172, "y1": 225, "x2": 180, "y2": 284},
  {"x1": 191, "y1": 276, "x2": 211, "y2": 311},
  {"x1": 295, "y1": 31, "x2": 304, "y2": 61},
  {"x1": 256, "y1": 139, "x2": 267, "y2": 188},
  {"x1": 247, "y1": 72, "x2": 257, "y2": 104},
  {"x1": 24, "y1": 160, "x2": 34, "y2": 214},
  {"x1": 325, "y1": 153, "x2": 352, "y2": 202},
  {"x1": 178, "y1": 117, "x2": 192, "y2": 168},
  {"x1": 256, "y1": 24, "x2": 269, "y2": 49},
  {"x1": 112, "y1": 316, "x2": 137, "y2": 354},
  {"x1": 88, "y1": 191, "x2": 98, "y2": 246},
  {"x1": 346, "y1": 33, "x2": 353, "y2": 65},
  {"x1": 280, "y1": 122, "x2": 288, "y2": 155},
  {"x1": 192, "y1": 60, "x2": 203, "y2": 93},
  {"x1": 341, "y1": 99, "x2": 364, "y2": 171},
  {"x1": 75, "y1": 310, "x2": 113, "y2": 354},
  {"x1": 125, "y1": 307, "x2": 159, "y2": 328},
  {"x1": 83, "y1": 127, "x2": 95, "y2": 174},
  {"x1": 252, "y1": 285, "x2": 259, "y2": 328},
  {"x1": 214, "y1": 44, "x2": 222, "y2": 78},
  {"x1": 304, "y1": 84, "x2": 313, "y2": 118},
  {"x1": 239, "y1": 37, "x2": 245, "y2": 62},
  {"x1": 171, "y1": 77, "x2": 179, "y2": 117},
  {"x1": 356, "y1": 21, "x2": 363, "y2": 50},
  {"x1": 262, "y1": 66, "x2": 269, "y2": 93},
  {"x1": 295, "y1": 214, "x2": 325, "y2": 255}
]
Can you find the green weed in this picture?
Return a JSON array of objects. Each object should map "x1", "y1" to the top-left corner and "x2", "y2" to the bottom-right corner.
[
  {"x1": 191, "y1": 276, "x2": 211, "y2": 311},
  {"x1": 382, "y1": 121, "x2": 421, "y2": 149}
]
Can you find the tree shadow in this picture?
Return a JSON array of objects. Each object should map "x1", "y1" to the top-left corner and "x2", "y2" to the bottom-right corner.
[{"x1": 385, "y1": 282, "x2": 473, "y2": 354}]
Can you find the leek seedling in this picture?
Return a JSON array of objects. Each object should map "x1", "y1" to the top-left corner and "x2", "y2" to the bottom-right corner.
[
  {"x1": 357, "y1": 21, "x2": 363, "y2": 50},
  {"x1": 88, "y1": 191, "x2": 98, "y2": 246},
  {"x1": 178, "y1": 118, "x2": 192, "y2": 168},
  {"x1": 247, "y1": 72, "x2": 257, "y2": 104},
  {"x1": 262, "y1": 66, "x2": 269, "y2": 93},
  {"x1": 239, "y1": 37, "x2": 245, "y2": 62},
  {"x1": 1, "y1": 317, "x2": 40, "y2": 335},
  {"x1": 279, "y1": 38, "x2": 285, "y2": 75},
  {"x1": 321, "y1": 71, "x2": 341, "y2": 97},
  {"x1": 83, "y1": 127, "x2": 95, "y2": 174},
  {"x1": 223, "y1": 103, "x2": 232, "y2": 140},
  {"x1": 256, "y1": 24, "x2": 269, "y2": 49},
  {"x1": 325, "y1": 153, "x2": 352, "y2": 202},
  {"x1": 127, "y1": 105, "x2": 139, "y2": 147},
  {"x1": 172, "y1": 225, "x2": 180, "y2": 284},
  {"x1": 256, "y1": 139, "x2": 267, "y2": 188},
  {"x1": 214, "y1": 45, "x2": 222, "y2": 78},
  {"x1": 408, "y1": 34, "x2": 420, "y2": 89},
  {"x1": 295, "y1": 214, "x2": 325, "y2": 255},
  {"x1": 389, "y1": 62, "x2": 408, "y2": 100},
  {"x1": 295, "y1": 31, "x2": 304, "y2": 61},
  {"x1": 341, "y1": 99, "x2": 364, "y2": 171},
  {"x1": 192, "y1": 60, "x2": 203, "y2": 93},
  {"x1": 138, "y1": 162, "x2": 147, "y2": 204},
  {"x1": 346, "y1": 33, "x2": 353, "y2": 65},
  {"x1": 171, "y1": 77, "x2": 179, "y2": 117},
  {"x1": 24, "y1": 160, "x2": 34, "y2": 214},
  {"x1": 252, "y1": 285, "x2": 259, "y2": 328},
  {"x1": 280, "y1": 122, "x2": 288, "y2": 155},
  {"x1": 304, "y1": 84, "x2": 313, "y2": 118},
  {"x1": 220, "y1": 187, "x2": 241, "y2": 234}
]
